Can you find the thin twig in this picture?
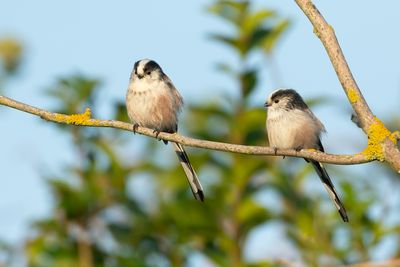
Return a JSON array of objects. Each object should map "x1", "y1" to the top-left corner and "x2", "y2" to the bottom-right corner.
[{"x1": 0, "y1": 94, "x2": 370, "y2": 165}]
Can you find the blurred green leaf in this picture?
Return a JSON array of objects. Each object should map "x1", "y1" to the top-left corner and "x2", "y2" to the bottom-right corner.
[
  {"x1": 261, "y1": 19, "x2": 289, "y2": 53},
  {"x1": 236, "y1": 197, "x2": 270, "y2": 232},
  {"x1": 242, "y1": 10, "x2": 275, "y2": 34},
  {"x1": 208, "y1": 0, "x2": 249, "y2": 26},
  {"x1": 209, "y1": 33, "x2": 238, "y2": 51},
  {"x1": 240, "y1": 68, "x2": 258, "y2": 97}
]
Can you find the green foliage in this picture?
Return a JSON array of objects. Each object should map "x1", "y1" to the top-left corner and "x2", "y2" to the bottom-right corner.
[
  {"x1": 208, "y1": 1, "x2": 288, "y2": 57},
  {"x1": 209, "y1": 0, "x2": 288, "y2": 101},
  {"x1": 19, "y1": 1, "x2": 398, "y2": 267}
]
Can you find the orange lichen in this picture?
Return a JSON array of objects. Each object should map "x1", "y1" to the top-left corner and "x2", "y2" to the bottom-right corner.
[
  {"x1": 362, "y1": 117, "x2": 397, "y2": 161},
  {"x1": 348, "y1": 88, "x2": 359, "y2": 104}
]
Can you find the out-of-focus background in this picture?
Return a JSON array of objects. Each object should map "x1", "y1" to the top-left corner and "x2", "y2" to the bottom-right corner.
[{"x1": 1, "y1": 0, "x2": 399, "y2": 266}]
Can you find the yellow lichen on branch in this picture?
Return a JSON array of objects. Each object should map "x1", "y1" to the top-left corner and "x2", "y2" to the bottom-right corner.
[
  {"x1": 347, "y1": 88, "x2": 359, "y2": 104},
  {"x1": 392, "y1": 131, "x2": 400, "y2": 141},
  {"x1": 52, "y1": 108, "x2": 92, "y2": 125},
  {"x1": 362, "y1": 118, "x2": 398, "y2": 161}
]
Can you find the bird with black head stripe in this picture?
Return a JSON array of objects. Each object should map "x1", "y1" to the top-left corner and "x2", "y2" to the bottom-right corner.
[
  {"x1": 265, "y1": 88, "x2": 348, "y2": 222},
  {"x1": 126, "y1": 59, "x2": 204, "y2": 201}
]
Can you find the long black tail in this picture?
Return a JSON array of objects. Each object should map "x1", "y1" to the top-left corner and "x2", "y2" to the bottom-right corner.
[
  {"x1": 171, "y1": 142, "x2": 204, "y2": 201},
  {"x1": 310, "y1": 160, "x2": 348, "y2": 222}
]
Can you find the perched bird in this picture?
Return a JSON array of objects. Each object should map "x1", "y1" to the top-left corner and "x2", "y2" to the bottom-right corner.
[
  {"x1": 265, "y1": 88, "x2": 348, "y2": 222},
  {"x1": 126, "y1": 59, "x2": 204, "y2": 201}
]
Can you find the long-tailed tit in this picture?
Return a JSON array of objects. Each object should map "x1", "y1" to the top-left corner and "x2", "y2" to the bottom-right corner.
[
  {"x1": 265, "y1": 88, "x2": 348, "y2": 222},
  {"x1": 126, "y1": 59, "x2": 204, "y2": 201}
]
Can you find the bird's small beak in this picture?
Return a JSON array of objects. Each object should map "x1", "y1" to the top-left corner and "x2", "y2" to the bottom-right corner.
[
  {"x1": 264, "y1": 102, "x2": 271, "y2": 108},
  {"x1": 137, "y1": 74, "x2": 144, "y2": 79}
]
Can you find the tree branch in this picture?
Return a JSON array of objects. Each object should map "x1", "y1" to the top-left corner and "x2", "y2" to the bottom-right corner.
[
  {"x1": 294, "y1": 0, "x2": 373, "y2": 129},
  {"x1": 294, "y1": 0, "x2": 400, "y2": 173},
  {"x1": 0, "y1": 94, "x2": 370, "y2": 165}
]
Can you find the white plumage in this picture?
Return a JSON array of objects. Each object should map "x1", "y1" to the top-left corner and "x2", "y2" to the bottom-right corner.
[{"x1": 267, "y1": 108, "x2": 325, "y2": 150}]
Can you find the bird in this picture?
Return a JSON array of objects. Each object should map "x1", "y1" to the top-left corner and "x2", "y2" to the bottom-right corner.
[
  {"x1": 125, "y1": 59, "x2": 204, "y2": 201},
  {"x1": 265, "y1": 88, "x2": 348, "y2": 222}
]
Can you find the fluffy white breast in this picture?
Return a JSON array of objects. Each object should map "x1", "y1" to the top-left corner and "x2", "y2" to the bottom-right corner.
[
  {"x1": 126, "y1": 77, "x2": 182, "y2": 131},
  {"x1": 126, "y1": 78, "x2": 166, "y2": 117},
  {"x1": 266, "y1": 108, "x2": 323, "y2": 149}
]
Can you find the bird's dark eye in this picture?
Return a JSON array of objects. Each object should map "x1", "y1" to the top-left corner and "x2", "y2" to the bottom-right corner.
[
  {"x1": 146, "y1": 71, "x2": 151, "y2": 75},
  {"x1": 274, "y1": 99, "x2": 279, "y2": 104}
]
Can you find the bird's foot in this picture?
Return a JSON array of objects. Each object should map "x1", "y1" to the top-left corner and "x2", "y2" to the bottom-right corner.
[
  {"x1": 133, "y1": 123, "x2": 139, "y2": 134},
  {"x1": 153, "y1": 129, "x2": 162, "y2": 141},
  {"x1": 273, "y1": 148, "x2": 285, "y2": 159}
]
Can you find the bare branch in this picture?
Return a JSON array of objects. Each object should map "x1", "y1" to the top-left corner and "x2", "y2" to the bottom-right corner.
[
  {"x1": 0, "y1": 94, "x2": 370, "y2": 165},
  {"x1": 294, "y1": 0, "x2": 400, "y2": 173}
]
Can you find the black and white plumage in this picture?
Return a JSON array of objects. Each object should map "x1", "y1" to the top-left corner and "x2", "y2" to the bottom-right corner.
[
  {"x1": 126, "y1": 59, "x2": 204, "y2": 201},
  {"x1": 265, "y1": 88, "x2": 348, "y2": 222}
]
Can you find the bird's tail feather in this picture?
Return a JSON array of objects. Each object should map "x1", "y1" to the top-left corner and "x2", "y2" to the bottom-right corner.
[
  {"x1": 171, "y1": 142, "x2": 204, "y2": 201},
  {"x1": 310, "y1": 160, "x2": 349, "y2": 222}
]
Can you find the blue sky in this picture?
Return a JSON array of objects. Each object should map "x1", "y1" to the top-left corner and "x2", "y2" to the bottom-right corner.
[{"x1": 1, "y1": 0, "x2": 400, "y2": 263}]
